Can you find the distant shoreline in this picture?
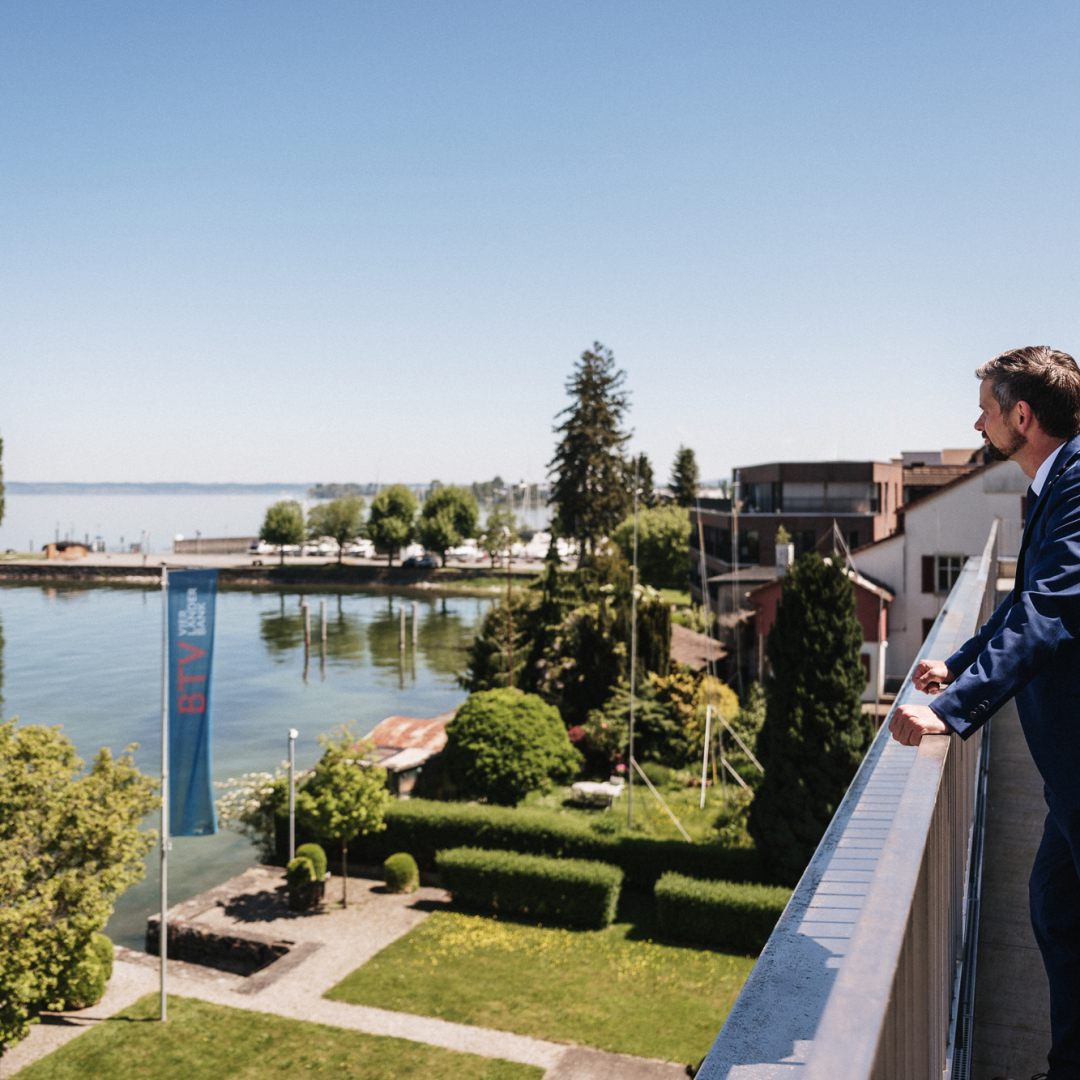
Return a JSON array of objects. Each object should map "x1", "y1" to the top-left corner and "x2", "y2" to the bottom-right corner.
[{"x1": 4, "y1": 482, "x2": 313, "y2": 496}]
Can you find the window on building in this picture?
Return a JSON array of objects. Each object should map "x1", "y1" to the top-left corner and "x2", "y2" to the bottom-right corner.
[
  {"x1": 739, "y1": 530, "x2": 760, "y2": 563},
  {"x1": 795, "y1": 530, "x2": 816, "y2": 557},
  {"x1": 743, "y1": 482, "x2": 782, "y2": 513},
  {"x1": 936, "y1": 554, "x2": 965, "y2": 594},
  {"x1": 847, "y1": 530, "x2": 859, "y2": 551},
  {"x1": 870, "y1": 483, "x2": 882, "y2": 513}
]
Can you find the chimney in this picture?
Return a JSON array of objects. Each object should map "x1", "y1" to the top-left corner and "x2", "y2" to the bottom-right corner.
[{"x1": 776, "y1": 541, "x2": 795, "y2": 574}]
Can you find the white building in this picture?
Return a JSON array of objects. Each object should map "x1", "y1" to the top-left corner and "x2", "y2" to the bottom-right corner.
[{"x1": 854, "y1": 458, "x2": 1026, "y2": 682}]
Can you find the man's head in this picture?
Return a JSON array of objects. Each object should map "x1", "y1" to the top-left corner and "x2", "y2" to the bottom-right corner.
[{"x1": 975, "y1": 346, "x2": 1080, "y2": 461}]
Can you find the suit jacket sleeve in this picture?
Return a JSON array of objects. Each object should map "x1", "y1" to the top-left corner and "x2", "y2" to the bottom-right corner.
[
  {"x1": 944, "y1": 593, "x2": 1013, "y2": 677},
  {"x1": 931, "y1": 468, "x2": 1080, "y2": 738}
]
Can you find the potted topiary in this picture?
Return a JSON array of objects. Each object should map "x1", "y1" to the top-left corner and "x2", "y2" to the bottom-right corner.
[{"x1": 286, "y1": 855, "x2": 321, "y2": 912}]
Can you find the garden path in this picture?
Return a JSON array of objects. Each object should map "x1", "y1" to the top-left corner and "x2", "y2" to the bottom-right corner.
[{"x1": 4, "y1": 873, "x2": 689, "y2": 1080}]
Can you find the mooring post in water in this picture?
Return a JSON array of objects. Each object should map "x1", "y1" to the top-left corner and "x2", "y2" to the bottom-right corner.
[
  {"x1": 320, "y1": 598, "x2": 327, "y2": 645},
  {"x1": 399, "y1": 606, "x2": 405, "y2": 650},
  {"x1": 302, "y1": 602, "x2": 311, "y2": 648},
  {"x1": 411, "y1": 601, "x2": 418, "y2": 645}
]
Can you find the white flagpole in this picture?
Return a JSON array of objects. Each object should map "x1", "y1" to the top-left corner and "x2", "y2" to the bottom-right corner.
[{"x1": 160, "y1": 566, "x2": 169, "y2": 1022}]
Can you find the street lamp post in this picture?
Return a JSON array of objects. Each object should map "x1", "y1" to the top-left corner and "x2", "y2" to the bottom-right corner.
[{"x1": 288, "y1": 728, "x2": 298, "y2": 862}]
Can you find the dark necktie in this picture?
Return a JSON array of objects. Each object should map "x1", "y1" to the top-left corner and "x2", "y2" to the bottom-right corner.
[{"x1": 1013, "y1": 484, "x2": 1039, "y2": 604}]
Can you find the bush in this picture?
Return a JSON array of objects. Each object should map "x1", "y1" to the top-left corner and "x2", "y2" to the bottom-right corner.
[
  {"x1": 638, "y1": 761, "x2": 676, "y2": 789},
  {"x1": 443, "y1": 689, "x2": 582, "y2": 806},
  {"x1": 437, "y1": 847, "x2": 623, "y2": 929},
  {"x1": 53, "y1": 934, "x2": 113, "y2": 1010},
  {"x1": 91, "y1": 932, "x2": 114, "y2": 983},
  {"x1": 285, "y1": 856, "x2": 316, "y2": 891},
  {"x1": 383, "y1": 853, "x2": 419, "y2": 894},
  {"x1": 344, "y1": 799, "x2": 763, "y2": 890},
  {"x1": 654, "y1": 872, "x2": 792, "y2": 953},
  {"x1": 296, "y1": 843, "x2": 327, "y2": 881}
]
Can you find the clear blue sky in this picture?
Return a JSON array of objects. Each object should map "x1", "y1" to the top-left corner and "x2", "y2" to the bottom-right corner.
[{"x1": 3, "y1": 1, "x2": 1080, "y2": 485}]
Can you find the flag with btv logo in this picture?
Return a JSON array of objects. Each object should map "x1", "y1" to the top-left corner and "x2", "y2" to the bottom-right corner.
[{"x1": 167, "y1": 569, "x2": 218, "y2": 836}]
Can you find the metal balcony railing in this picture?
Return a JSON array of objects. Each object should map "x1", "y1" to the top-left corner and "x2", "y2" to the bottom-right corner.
[{"x1": 699, "y1": 523, "x2": 999, "y2": 1080}]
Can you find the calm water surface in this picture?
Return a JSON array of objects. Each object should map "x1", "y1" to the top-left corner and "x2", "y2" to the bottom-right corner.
[{"x1": 0, "y1": 582, "x2": 492, "y2": 948}]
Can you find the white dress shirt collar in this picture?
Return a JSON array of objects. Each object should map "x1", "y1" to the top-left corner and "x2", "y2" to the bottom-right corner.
[{"x1": 1032, "y1": 443, "x2": 1065, "y2": 497}]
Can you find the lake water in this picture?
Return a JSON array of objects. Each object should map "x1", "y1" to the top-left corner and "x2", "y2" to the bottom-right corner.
[{"x1": 0, "y1": 581, "x2": 492, "y2": 949}]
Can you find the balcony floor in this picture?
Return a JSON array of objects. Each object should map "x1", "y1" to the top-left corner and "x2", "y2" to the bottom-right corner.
[{"x1": 972, "y1": 699, "x2": 1052, "y2": 1079}]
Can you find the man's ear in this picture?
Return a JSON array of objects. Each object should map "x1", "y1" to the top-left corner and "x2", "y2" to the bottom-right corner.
[{"x1": 1014, "y1": 400, "x2": 1033, "y2": 433}]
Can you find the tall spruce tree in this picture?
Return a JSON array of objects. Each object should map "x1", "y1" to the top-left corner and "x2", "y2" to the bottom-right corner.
[
  {"x1": 548, "y1": 344, "x2": 631, "y2": 564},
  {"x1": 670, "y1": 445, "x2": 700, "y2": 507},
  {"x1": 748, "y1": 553, "x2": 874, "y2": 885}
]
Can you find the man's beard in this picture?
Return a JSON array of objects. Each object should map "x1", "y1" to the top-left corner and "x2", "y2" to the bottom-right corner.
[{"x1": 984, "y1": 427, "x2": 1026, "y2": 461}]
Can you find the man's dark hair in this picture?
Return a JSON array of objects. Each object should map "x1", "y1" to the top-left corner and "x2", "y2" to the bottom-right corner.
[{"x1": 976, "y1": 346, "x2": 1080, "y2": 439}]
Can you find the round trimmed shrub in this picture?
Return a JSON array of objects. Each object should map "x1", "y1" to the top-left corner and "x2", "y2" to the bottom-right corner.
[
  {"x1": 91, "y1": 932, "x2": 114, "y2": 983},
  {"x1": 296, "y1": 842, "x2": 327, "y2": 881},
  {"x1": 285, "y1": 855, "x2": 316, "y2": 891},
  {"x1": 55, "y1": 942, "x2": 107, "y2": 1010},
  {"x1": 443, "y1": 689, "x2": 583, "y2": 806},
  {"x1": 383, "y1": 852, "x2": 419, "y2": 894}
]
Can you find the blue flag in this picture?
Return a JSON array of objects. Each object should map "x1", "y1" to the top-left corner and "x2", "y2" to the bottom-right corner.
[{"x1": 167, "y1": 569, "x2": 218, "y2": 836}]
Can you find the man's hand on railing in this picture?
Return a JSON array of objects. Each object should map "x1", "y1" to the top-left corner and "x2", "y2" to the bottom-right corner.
[
  {"x1": 912, "y1": 659, "x2": 954, "y2": 694},
  {"x1": 889, "y1": 704, "x2": 950, "y2": 745}
]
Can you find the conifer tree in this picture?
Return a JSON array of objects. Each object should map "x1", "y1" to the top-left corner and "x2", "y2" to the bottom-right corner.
[
  {"x1": 748, "y1": 553, "x2": 873, "y2": 885},
  {"x1": 670, "y1": 446, "x2": 700, "y2": 507},
  {"x1": 628, "y1": 452, "x2": 657, "y2": 508},
  {"x1": 548, "y1": 344, "x2": 631, "y2": 564}
]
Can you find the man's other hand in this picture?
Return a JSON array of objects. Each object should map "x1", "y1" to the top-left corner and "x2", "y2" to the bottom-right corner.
[
  {"x1": 889, "y1": 705, "x2": 950, "y2": 746},
  {"x1": 913, "y1": 660, "x2": 954, "y2": 695}
]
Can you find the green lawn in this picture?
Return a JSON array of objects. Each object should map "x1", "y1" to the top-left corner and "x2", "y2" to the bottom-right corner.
[
  {"x1": 660, "y1": 588, "x2": 692, "y2": 607},
  {"x1": 518, "y1": 780, "x2": 754, "y2": 846},
  {"x1": 326, "y1": 909, "x2": 755, "y2": 1065},
  {"x1": 15, "y1": 995, "x2": 541, "y2": 1080}
]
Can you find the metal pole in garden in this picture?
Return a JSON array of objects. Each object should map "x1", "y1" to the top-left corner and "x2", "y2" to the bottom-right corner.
[
  {"x1": 288, "y1": 728, "x2": 298, "y2": 862},
  {"x1": 627, "y1": 459, "x2": 639, "y2": 830},
  {"x1": 159, "y1": 566, "x2": 169, "y2": 1022}
]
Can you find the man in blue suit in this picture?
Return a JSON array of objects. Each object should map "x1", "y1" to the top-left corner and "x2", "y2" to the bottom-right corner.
[{"x1": 890, "y1": 346, "x2": 1080, "y2": 1079}]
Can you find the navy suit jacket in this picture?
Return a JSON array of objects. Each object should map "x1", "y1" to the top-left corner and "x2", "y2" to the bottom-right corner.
[{"x1": 931, "y1": 432, "x2": 1080, "y2": 807}]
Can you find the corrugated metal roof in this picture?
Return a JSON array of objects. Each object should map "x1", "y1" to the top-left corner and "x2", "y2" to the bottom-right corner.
[{"x1": 365, "y1": 712, "x2": 453, "y2": 753}]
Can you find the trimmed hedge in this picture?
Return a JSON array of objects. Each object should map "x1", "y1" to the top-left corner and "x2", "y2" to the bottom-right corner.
[
  {"x1": 437, "y1": 847, "x2": 623, "y2": 929},
  {"x1": 286, "y1": 856, "x2": 316, "y2": 891},
  {"x1": 655, "y1": 872, "x2": 792, "y2": 953},
  {"x1": 383, "y1": 852, "x2": 419, "y2": 894},
  {"x1": 296, "y1": 843, "x2": 327, "y2": 881},
  {"x1": 303, "y1": 799, "x2": 763, "y2": 890}
]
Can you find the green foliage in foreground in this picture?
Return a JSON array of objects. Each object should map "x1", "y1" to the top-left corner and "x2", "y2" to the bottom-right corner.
[
  {"x1": 655, "y1": 872, "x2": 792, "y2": 953},
  {"x1": 327, "y1": 910, "x2": 755, "y2": 1064},
  {"x1": 52, "y1": 933, "x2": 115, "y2": 1011},
  {"x1": 437, "y1": 847, "x2": 624, "y2": 929},
  {"x1": 443, "y1": 690, "x2": 582, "y2": 806},
  {"x1": 306, "y1": 496, "x2": 365, "y2": 564},
  {"x1": 383, "y1": 852, "x2": 419, "y2": 894},
  {"x1": 16, "y1": 994, "x2": 541, "y2": 1080},
  {"x1": 351, "y1": 798, "x2": 762, "y2": 889},
  {"x1": 0, "y1": 720, "x2": 157, "y2": 1054},
  {"x1": 285, "y1": 856, "x2": 316, "y2": 891}
]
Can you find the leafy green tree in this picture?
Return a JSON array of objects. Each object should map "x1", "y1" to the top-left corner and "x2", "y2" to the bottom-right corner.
[
  {"x1": 748, "y1": 554, "x2": 873, "y2": 885},
  {"x1": 296, "y1": 725, "x2": 392, "y2": 906},
  {"x1": 611, "y1": 505, "x2": 691, "y2": 590},
  {"x1": 670, "y1": 446, "x2": 700, "y2": 508},
  {"x1": 307, "y1": 496, "x2": 366, "y2": 565},
  {"x1": 366, "y1": 485, "x2": 418, "y2": 565},
  {"x1": 0, "y1": 721, "x2": 157, "y2": 1053},
  {"x1": 260, "y1": 500, "x2": 305, "y2": 565},
  {"x1": 443, "y1": 689, "x2": 582, "y2": 805},
  {"x1": 478, "y1": 504, "x2": 519, "y2": 568},
  {"x1": 628, "y1": 452, "x2": 657, "y2": 509},
  {"x1": 418, "y1": 486, "x2": 480, "y2": 567},
  {"x1": 549, "y1": 344, "x2": 631, "y2": 565}
]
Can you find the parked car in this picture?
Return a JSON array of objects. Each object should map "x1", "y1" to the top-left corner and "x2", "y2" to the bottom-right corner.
[{"x1": 401, "y1": 553, "x2": 439, "y2": 569}]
